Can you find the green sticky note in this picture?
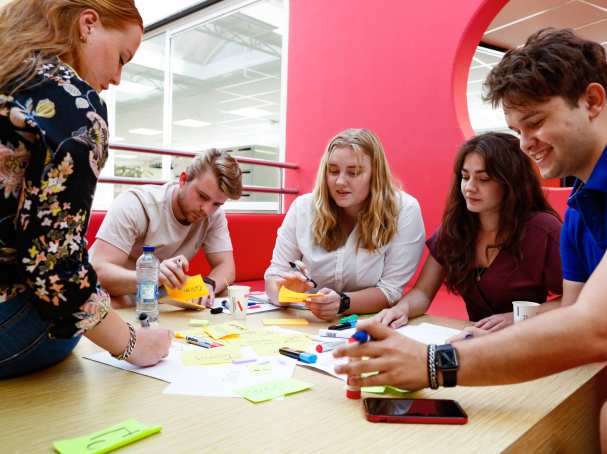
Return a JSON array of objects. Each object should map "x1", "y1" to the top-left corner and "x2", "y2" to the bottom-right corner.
[
  {"x1": 385, "y1": 386, "x2": 409, "y2": 396},
  {"x1": 362, "y1": 386, "x2": 386, "y2": 394},
  {"x1": 236, "y1": 378, "x2": 312, "y2": 403},
  {"x1": 53, "y1": 418, "x2": 161, "y2": 454}
]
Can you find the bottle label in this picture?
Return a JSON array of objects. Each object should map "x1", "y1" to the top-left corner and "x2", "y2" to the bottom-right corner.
[{"x1": 139, "y1": 283, "x2": 157, "y2": 300}]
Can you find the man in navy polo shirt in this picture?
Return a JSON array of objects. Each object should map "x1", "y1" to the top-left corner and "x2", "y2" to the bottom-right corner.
[{"x1": 334, "y1": 28, "x2": 607, "y2": 449}]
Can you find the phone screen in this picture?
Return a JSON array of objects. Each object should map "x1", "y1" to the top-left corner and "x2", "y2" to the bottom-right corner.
[{"x1": 364, "y1": 398, "x2": 467, "y2": 423}]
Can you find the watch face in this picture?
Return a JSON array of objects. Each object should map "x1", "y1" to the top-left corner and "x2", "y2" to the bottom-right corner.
[{"x1": 436, "y1": 348, "x2": 458, "y2": 369}]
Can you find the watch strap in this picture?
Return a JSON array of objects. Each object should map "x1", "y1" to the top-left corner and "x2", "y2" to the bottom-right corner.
[
  {"x1": 203, "y1": 276, "x2": 216, "y2": 292},
  {"x1": 337, "y1": 291, "x2": 350, "y2": 314}
]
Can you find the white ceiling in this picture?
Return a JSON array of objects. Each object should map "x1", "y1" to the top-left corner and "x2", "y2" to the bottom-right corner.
[{"x1": 468, "y1": 0, "x2": 607, "y2": 132}]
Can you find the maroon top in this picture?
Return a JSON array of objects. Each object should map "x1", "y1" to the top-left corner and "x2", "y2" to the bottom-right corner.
[{"x1": 427, "y1": 212, "x2": 563, "y2": 321}]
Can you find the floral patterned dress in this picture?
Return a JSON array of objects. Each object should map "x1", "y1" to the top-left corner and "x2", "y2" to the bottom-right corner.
[{"x1": 0, "y1": 59, "x2": 110, "y2": 338}]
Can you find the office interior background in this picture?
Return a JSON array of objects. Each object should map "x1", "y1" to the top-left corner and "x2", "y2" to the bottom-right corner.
[{"x1": 1, "y1": 0, "x2": 605, "y2": 230}]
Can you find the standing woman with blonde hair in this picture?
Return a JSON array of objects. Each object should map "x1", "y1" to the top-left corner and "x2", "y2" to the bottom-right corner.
[
  {"x1": 265, "y1": 128, "x2": 425, "y2": 320},
  {"x1": 0, "y1": 0, "x2": 170, "y2": 379}
]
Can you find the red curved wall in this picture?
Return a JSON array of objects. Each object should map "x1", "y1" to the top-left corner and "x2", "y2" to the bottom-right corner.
[{"x1": 284, "y1": 0, "x2": 509, "y2": 235}]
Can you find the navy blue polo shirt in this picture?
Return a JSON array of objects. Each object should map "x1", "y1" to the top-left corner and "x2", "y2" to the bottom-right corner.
[{"x1": 561, "y1": 146, "x2": 607, "y2": 282}]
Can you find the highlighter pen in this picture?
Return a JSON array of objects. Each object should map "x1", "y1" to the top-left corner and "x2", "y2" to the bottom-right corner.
[
  {"x1": 278, "y1": 347, "x2": 317, "y2": 364},
  {"x1": 288, "y1": 261, "x2": 318, "y2": 288},
  {"x1": 185, "y1": 335, "x2": 221, "y2": 349}
]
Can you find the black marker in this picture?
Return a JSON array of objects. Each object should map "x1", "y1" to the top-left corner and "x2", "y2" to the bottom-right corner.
[
  {"x1": 288, "y1": 261, "x2": 318, "y2": 288},
  {"x1": 138, "y1": 312, "x2": 150, "y2": 328},
  {"x1": 278, "y1": 347, "x2": 317, "y2": 364}
]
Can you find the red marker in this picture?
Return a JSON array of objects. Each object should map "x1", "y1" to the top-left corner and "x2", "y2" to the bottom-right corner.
[
  {"x1": 345, "y1": 330, "x2": 371, "y2": 399},
  {"x1": 315, "y1": 340, "x2": 345, "y2": 353}
]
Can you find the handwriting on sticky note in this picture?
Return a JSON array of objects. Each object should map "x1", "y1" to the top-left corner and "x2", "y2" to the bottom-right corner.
[
  {"x1": 181, "y1": 346, "x2": 241, "y2": 366},
  {"x1": 248, "y1": 361, "x2": 273, "y2": 375},
  {"x1": 166, "y1": 274, "x2": 209, "y2": 302},
  {"x1": 278, "y1": 287, "x2": 322, "y2": 303},
  {"x1": 262, "y1": 318, "x2": 309, "y2": 326},
  {"x1": 235, "y1": 378, "x2": 312, "y2": 403},
  {"x1": 53, "y1": 418, "x2": 161, "y2": 454}
]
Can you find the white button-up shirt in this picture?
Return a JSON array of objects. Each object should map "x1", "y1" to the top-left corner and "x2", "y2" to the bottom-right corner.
[{"x1": 264, "y1": 192, "x2": 425, "y2": 305}]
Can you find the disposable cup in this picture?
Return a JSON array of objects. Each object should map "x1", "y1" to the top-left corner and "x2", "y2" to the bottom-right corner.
[
  {"x1": 512, "y1": 301, "x2": 540, "y2": 323},
  {"x1": 229, "y1": 285, "x2": 250, "y2": 320}
]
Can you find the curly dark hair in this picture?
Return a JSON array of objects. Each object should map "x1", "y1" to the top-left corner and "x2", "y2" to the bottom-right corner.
[
  {"x1": 483, "y1": 28, "x2": 607, "y2": 108},
  {"x1": 436, "y1": 132, "x2": 560, "y2": 295}
]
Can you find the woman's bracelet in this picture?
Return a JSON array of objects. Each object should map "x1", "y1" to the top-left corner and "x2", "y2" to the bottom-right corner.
[{"x1": 112, "y1": 322, "x2": 137, "y2": 361}]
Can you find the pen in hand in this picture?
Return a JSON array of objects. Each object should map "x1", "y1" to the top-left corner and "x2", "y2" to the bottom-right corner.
[{"x1": 288, "y1": 261, "x2": 318, "y2": 288}]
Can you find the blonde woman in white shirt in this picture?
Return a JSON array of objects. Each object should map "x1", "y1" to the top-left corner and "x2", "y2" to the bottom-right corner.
[{"x1": 264, "y1": 128, "x2": 425, "y2": 320}]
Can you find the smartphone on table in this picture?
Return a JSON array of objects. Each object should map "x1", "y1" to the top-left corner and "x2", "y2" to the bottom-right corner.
[{"x1": 363, "y1": 398, "x2": 468, "y2": 424}]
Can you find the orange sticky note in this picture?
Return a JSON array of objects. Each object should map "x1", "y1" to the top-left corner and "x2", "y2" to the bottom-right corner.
[
  {"x1": 166, "y1": 274, "x2": 209, "y2": 302},
  {"x1": 278, "y1": 287, "x2": 322, "y2": 304}
]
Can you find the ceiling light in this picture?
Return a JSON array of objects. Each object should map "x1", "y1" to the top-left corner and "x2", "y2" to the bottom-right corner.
[
  {"x1": 129, "y1": 128, "x2": 163, "y2": 136},
  {"x1": 173, "y1": 119, "x2": 211, "y2": 128},
  {"x1": 225, "y1": 107, "x2": 273, "y2": 118}
]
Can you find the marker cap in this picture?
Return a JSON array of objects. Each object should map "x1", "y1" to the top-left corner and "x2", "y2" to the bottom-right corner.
[
  {"x1": 345, "y1": 384, "x2": 361, "y2": 399},
  {"x1": 299, "y1": 352, "x2": 317, "y2": 364}
]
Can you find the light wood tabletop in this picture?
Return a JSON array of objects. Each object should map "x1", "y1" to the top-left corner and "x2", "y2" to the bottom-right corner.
[{"x1": 2, "y1": 306, "x2": 605, "y2": 453}]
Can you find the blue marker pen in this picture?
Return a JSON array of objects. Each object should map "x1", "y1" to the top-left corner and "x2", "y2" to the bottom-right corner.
[
  {"x1": 278, "y1": 347, "x2": 317, "y2": 364},
  {"x1": 351, "y1": 330, "x2": 371, "y2": 343}
]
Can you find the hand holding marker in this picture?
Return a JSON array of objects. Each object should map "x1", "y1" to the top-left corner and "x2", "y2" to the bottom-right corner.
[
  {"x1": 288, "y1": 261, "x2": 318, "y2": 288},
  {"x1": 346, "y1": 330, "x2": 371, "y2": 399}
]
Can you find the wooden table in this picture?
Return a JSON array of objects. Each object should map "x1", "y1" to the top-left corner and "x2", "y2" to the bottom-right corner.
[{"x1": 2, "y1": 308, "x2": 605, "y2": 453}]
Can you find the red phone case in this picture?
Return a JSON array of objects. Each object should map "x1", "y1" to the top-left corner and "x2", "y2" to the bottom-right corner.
[{"x1": 364, "y1": 398, "x2": 468, "y2": 425}]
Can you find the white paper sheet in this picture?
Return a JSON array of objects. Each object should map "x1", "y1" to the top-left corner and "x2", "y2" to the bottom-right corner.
[
  {"x1": 83, "y1": 342, "x2": 198, "y2": 382},
  {"x1": 396, "y1": 323, "x2": 461, "y2": 345},
  {"x1": 163, "y1": 356, "x2": 295, "y2": 397}
]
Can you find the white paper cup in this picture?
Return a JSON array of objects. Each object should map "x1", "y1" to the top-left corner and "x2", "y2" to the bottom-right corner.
[
  {"x1": 512, "y1": 301, "x2": 540, "y2": 323},
  {"x1": 229, "y1": 285, "x2": 250, "y2": 319}
]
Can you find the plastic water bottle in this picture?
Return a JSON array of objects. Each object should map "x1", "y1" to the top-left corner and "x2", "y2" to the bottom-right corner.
[{"x1": 136, "y1": 245, "x2": 159, "y2": 323}]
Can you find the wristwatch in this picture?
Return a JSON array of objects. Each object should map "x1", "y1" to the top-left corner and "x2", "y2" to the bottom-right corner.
[
  {"x1": 337, "y1": 291, "x2": 351, "y2": 314},
  {"x1": 203, "y1": 276, "x2": 216, "y2": 292},
  {"x1": 435, "y1": 344, "x2": 459, "y2": 387}
]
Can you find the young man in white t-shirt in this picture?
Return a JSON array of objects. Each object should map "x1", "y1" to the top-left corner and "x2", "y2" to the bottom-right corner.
[{"x1": 90, "y1": 149, "x2": 243, "y2": 308}]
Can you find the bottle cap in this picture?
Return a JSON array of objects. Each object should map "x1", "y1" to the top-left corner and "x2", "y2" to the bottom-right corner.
[{"x1": 143, "y1": 245, "x2": 155, "y2": 252}]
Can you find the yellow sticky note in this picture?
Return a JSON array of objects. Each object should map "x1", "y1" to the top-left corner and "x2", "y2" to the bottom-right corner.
[
  {"x1": 277, "y1": 287, "x2": 322, "y2": 304},
  {"x1": 262, "y1": 318, "x2": 309, "y2": 326},
  {"x1": 166, "y1": 274, "x2": 209, "y2": 302},
  {"x1": 181, "y1": 346, "x2": 241, "y2": 366},
  {"x1": 204, "y1": 322, "x2": 247, "y2": 340},
  {"x1": 189, "y1": 319, "x2": 209, "y2": 327}
]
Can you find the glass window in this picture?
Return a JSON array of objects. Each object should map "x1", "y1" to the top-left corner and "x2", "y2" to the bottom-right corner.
[
  {"x1": 95, "y1": 0, "x2": 287, "y2": 212},
  {"x1": 170, "y1": 0, "x2": 285, "y2": 211}
]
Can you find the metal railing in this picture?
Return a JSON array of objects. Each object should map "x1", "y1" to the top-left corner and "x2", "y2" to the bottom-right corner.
[{"x1": 101, "y1": 143, "x2": 299, "y2": 198}]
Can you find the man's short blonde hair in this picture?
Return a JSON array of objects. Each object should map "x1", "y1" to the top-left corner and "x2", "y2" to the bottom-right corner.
[{"x1": 185, "y1": 149, "x2": 243, "y2": 199}]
